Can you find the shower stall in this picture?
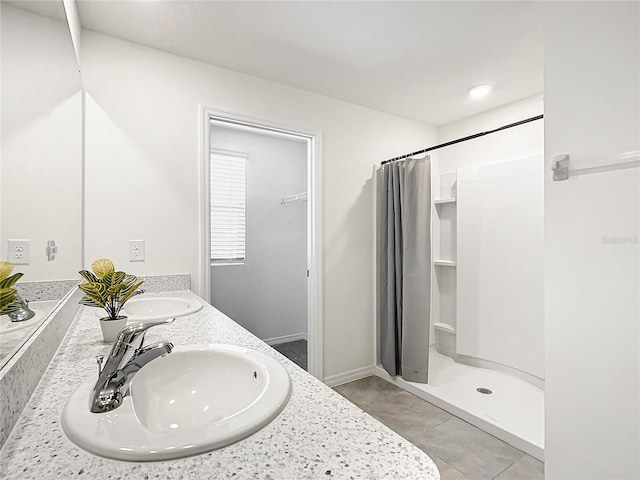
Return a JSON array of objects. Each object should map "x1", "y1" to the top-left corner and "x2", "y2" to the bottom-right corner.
[{"x1": 376, "y1": 100, "x2": 545, "y2": 460}]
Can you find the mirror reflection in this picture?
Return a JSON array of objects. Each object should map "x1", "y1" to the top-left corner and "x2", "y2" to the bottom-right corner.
[{"x1": 0, "y1": 1, "x2": 83, "y2": 367}]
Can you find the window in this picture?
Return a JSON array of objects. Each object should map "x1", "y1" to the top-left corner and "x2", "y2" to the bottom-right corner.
[{"x1": 210, "y1": 151, "x2": 246, "y2": 264}]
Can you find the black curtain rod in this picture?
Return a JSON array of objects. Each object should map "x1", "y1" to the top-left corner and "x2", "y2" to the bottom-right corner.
[{"x1": 381, "y1": 114, "x2": 544, "y2": 166}]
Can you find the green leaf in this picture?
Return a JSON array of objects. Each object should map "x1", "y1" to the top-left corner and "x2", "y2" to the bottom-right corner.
[
  {"x1": 79, "y1": 270, "x2": 99, "y2": 283},
  {"x1": 91, "y1": 258, "x2": 115, "y2": 278},
  {"x1": 120, "y1": 281, "x2": 144, "y2": 305},
  {"x1": 79, "y1": 281, "x2": 106, "y2": 296},
  {"x1": 106, "y1": 283, "x2": 125, "y2": 298},
  {"x1": 0, "y1": 287, "x2": 17, "y2": 314},
  {"x1": 0, "y1": 272, "x2": 23, "y2": 289},
  {"x1": 112, "y1": 271, "x2": 126, "y2": 286},
  {"x1": 79, "y1": 297, "x2": 102, "y2": 308},
  {"x1": 122, "y1": 274, "x2": 138, "y2": 288},
  {"x1": 82, "y1": 291, "x2": 106, "y2": 309},
  {"x1": 0, "y1": 261, "x2": 14, "y2": 282},
  {"x1": 78, "y1": 282, "x2": 107, "y2": 308}
]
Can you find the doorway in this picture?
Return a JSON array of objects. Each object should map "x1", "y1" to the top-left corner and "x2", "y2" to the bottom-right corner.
[{"x1": 200, "y1": 109, "x2": 323, "y2": 380}]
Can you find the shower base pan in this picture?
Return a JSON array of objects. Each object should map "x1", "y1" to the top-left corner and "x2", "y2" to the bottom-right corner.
[{"x1": 375, "y1": 347, "x2": 544, "y2": 460}]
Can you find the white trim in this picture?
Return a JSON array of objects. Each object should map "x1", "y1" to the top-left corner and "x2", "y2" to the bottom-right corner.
[
  {"x1": 199, "y1": 106, "x2": 212, "y2": 303},
  {"x1": 199, "y1": 105, "x2": 324, "y2": 382},
  {"x1": 263, "y1": 333, "x2": 308, "y2": 346},
  {"x1": 325, "y1": 365, "x2": 377, "y2": 388},
  {"x1": 307, "y1": 129, "x2": 324, "y2": 383},
  {"x1": 372, "y1": 165, "x2": 380, "y2": 367}
]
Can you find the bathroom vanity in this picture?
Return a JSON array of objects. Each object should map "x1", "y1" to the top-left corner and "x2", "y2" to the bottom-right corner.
[{"x1": 0, "y1": 289, "x2": 438, "y2": 479}]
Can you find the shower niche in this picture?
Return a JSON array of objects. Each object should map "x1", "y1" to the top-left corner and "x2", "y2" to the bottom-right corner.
[{"x1": 432, "y1": 170, "x2": 457, "y2": 357}]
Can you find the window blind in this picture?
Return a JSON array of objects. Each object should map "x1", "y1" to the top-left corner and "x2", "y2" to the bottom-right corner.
[{"x1": 210, "y1": 152, "x2": 246, "y2": 263}]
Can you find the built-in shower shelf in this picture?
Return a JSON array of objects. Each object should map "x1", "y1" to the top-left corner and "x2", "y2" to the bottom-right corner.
[
  {"x1": 434, "y1": 198, "x2": 456, "y2": 205},
  {"x1": 434, "y1": 260, "x2": 456, "y2": 267},
  {"x1": 434, "y1": 323, "x2": 456, "y2": 334}
]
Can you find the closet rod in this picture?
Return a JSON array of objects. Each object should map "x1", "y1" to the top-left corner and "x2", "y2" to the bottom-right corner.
[{"x1": 381, "y1": 114, "x2": 544, "y2": 165}]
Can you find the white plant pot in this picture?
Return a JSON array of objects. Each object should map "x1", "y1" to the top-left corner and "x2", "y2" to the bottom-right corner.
[{"x1": 99, "y1": 316, "x2": 127, "y2": 342}]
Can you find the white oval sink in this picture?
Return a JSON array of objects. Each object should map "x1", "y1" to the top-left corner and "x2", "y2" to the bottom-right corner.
[
  {"x1": 122, "y1": 297, "x2": 203, "y2": 321},
  {"x1": 61, "y1": 344, "x2": 291, "y2": 461}
]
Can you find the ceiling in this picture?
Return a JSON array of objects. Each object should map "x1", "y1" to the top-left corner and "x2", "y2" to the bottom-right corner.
[{"x1": 76, "y1": 1, "x2": 544, "y2": 127}]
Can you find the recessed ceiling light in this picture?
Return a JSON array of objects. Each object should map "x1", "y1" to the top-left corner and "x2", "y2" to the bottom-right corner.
[{"x1": 468, "y1": 84, "x2": 492, "y2": 99}]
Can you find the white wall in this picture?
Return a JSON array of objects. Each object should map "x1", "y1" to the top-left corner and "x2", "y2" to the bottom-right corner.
[
  {"x1": 209, "y1": 124, "x2": 307, "y2": 342},
  {"x1": 81, "y1": 31, "x2": 436, "y2": 379},
  {"x1": 544, "y1": 3, "x2": 639, "y2": 479},
  {"x1": 0, "y1": 5, "x2": 83, "y2": 280},
  {"x1": 436, "y1": 95, "x2": 543, "y2": 174}
]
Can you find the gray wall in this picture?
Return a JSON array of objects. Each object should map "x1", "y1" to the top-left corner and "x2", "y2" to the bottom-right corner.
[{"x1": 210, "y1": 123, "x2": 307, "y2": 342}]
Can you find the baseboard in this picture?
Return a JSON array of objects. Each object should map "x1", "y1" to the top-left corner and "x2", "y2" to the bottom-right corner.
[
  {"x1": 324, "y1": 365, "x2": 376, "y2": 387},
  {"x1": 263, "y1": 332, "x2": 307, "y2": 346}
]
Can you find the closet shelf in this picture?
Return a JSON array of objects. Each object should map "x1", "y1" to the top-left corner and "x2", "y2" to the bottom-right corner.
[
  {"x1": 434, "y1": 198, "x2": 456, "y2": 205},
  {"x1": 281, "y1": 192, "x2": 307, "y2": 204},
  {"x1": 434, "y1": 260, "x2": 456, "y2": 267},
  {"x1": 434, "y1": 323, "x2": 456, "y2": 334}
]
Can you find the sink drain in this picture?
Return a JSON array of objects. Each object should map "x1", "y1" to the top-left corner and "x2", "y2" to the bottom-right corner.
[{"x1": 476, "y1": 387, "x2": 493, "y2": 395}]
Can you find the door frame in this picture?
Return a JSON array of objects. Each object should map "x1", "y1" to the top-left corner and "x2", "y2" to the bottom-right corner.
[{"x1": 199, "y1": 105, "x2": 324, "y2": 381}]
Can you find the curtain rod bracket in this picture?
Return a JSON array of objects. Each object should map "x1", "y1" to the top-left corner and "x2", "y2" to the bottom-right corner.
[{"x1": 551, "y1": 154, "x2": 570, "y2": 181}]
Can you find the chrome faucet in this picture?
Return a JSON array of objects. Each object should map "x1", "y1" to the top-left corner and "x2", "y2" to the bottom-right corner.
[
  {"x1": 91, "y1": 318, "x2": 175, "y2": 413},
  {"x1": 8, "y1": 293, "x2": 36, "y2": 322}
]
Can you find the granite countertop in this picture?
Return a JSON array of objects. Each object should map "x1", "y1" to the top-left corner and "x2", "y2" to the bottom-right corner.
[{"x1": 0, "y1": 291, "x2": 439, "y2": 479}]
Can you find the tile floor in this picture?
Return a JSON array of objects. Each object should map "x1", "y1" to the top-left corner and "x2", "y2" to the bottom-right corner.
[
  {"x1": 334, "y1": 376, "x2": 544, "y2": 480},
  {"x1": 272, "y1": 339, "x2": 307, "y2": 370}
]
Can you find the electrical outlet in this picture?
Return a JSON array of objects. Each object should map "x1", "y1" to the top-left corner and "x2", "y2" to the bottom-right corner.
[
  {"x1": 129, "y1": 240, "x2": 145, "y2": 262},
  {"x1": 8, "y1": 239, "x2": 30, "y2": 265}
]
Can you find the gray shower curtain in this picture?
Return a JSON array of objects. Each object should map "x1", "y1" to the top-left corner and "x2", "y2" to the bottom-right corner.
[{"x1": 377, "y1": 156, "x2": 431, "y2": 383}]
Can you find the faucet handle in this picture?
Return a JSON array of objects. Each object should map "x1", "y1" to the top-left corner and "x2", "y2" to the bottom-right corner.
[
  {"x1": 96, "y1": 355, "x2": 104, "y2": 376},
  {"x1": 15, "y1": 293, "x2": 29, "y2": 307},
  {"x1": 114, "y1": 317, "x2": 176, "y2": 348},
  {"x1": 138, "y1": 317, "x2": 175, "y2": 329}
]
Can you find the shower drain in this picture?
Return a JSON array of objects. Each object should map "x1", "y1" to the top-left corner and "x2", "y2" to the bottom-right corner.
[{"x1": 476, "y1": 387, "x2": 493, "y2": 395}]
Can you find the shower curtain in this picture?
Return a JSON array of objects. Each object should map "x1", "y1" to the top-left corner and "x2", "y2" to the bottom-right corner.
[{"x1": 377, "y1": 156, "x2": 431, "y2": 383}]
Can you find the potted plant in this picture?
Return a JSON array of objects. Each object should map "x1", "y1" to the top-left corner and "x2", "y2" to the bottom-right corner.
[
  {"x1": 0, "y1": 261, "x2": 23, "y2": 316},
  {"x1": 79, "y1": 258, "x2": 144, "y2": 342}
]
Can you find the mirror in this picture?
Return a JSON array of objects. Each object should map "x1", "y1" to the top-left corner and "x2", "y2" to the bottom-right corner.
[{"x1": 0, "y1": 1, "x2": 83, "y2": 367}]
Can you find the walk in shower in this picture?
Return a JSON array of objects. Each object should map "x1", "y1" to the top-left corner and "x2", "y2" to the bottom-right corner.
[{"x1": 376, "y1": 107, "x2": 545, "y2": 459}]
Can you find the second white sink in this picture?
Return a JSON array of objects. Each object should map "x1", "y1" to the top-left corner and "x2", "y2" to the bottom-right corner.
[{"x1": 122, "y1": 297, "x2": 203, "y2": 321}]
